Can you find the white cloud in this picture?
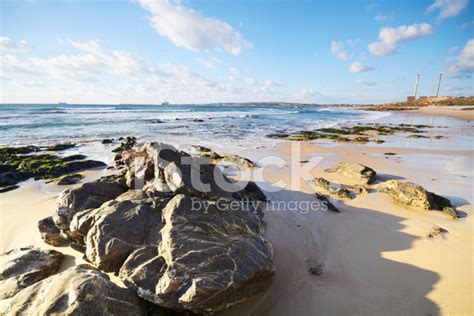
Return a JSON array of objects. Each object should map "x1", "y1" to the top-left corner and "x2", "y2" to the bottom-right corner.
[
  {"x1": 447, "y1": 39, "x2": 474, "y2": 77},
  {"x1": 374, "y1": 13, "x2": 393, "y2": 22},
  {"x1": 295, "y1": 89, "x2": 328, "y2": 101},
  {"x1": 2, "y1": 39, "x2": 288, "y2": 103},
  {"x1": 427, "y1": 0, "x2": 469, "y2": 22},
  {"x1": 349, "y1": 62, "x2": 375, "y2": 73},
  {"x1": 137, "y1": 0, "x2": 251, "y2": 55},
  {"x1": 355, "y1": 79, "x2": 376, "y2": 86},
  {"x1": 460, "y1": 20, "x2": 474, "y2": 29},
  {"x1": 330, "y1": 41, "x2": 350, "y2": 61},
  {"x1": 196, "y1": 57, "x2": 221, "y2": 69},
  {"x1": 2, "y1": 39, "x2": 161, "y2": 82},
  {"x1": 0, "y1": 37, "x2": 31, "y2": 52},
  {"x1": 368, "y1": 23, "x2": 433, "y2": 56}
]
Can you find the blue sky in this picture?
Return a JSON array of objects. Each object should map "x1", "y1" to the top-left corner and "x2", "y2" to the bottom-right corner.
[{"x1": 1, "y1": 0, "x2": 473, "y2": 104}]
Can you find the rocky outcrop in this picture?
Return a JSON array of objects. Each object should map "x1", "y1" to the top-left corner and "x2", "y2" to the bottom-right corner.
[
  {"x1": 69, "y1": 190, "x2": 170, "y2": 272},
  {"x1": 0, "y1": 247, "x2": 64, "y2": 299},
  {"x1": 0, "y1": 147, "x2": 107, "y2": 193},
  {"x1": 38, "y1": 216, "x2": 66, "y2": 246},
  {"x1": 326, "y1": 162, "x2": 376, "y2": 184},
  {"x1": 0, "y1": 264, "x2": 146, "y2": 315},
  {"x1": 38, "y1": 142, "x2": 274, "y2": 314},
  {"x1": 122, "y1": 143, "x2": 266, "y2": 201},
  {"x1": 54, "y1": 179, "x2": 127, "y2": 234},
  {"x1": 52, "y1": 143, "x2": 274, "y2": 314},
  {"x1": 119, "y1": 194, "x2": 275, "y2": 314},
  {"x1": 378, "y1": 180, "x2": 459, "y2": 218}
]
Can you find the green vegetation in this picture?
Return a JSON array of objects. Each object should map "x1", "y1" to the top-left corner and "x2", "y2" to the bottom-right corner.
[
  {"x1": 0, "y1": 146, "x2": 106, "y2": 193},
  {"x1": 46, "y1": 143, "x2": 76, "y2": 151},
  {"x1": 265, "y1": 123, "x2": 438, "y2": 144},
  {"x1": 0, "y1": 146, "x2": 39, "y2": 156}
]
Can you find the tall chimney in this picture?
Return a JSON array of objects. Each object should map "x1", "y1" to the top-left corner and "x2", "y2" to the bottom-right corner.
[
  {"x1": 435, "y1": 73, "x2": 442, "y2": 97},
  {"x1": 413, "y1": 74, "x2": 420, "y2": 98}
]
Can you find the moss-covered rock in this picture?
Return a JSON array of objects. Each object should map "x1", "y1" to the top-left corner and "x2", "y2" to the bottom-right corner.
[
  {"x1": 266, "y1": 133, "x2": 290, "y2": 139},
  {"x1": 312, "y1": 177, "x2": 352, "y2": 199},
  {"x1": 0, "y1": 150, "x2": 106, "y2": 192},
  {"x1": 0, "y1": 146, "x2": 39, "y2": 156},
  {"x1": 46, "y1": 143, "x2": 76, "y2": 151},
  {"x1": 112, "y1": 137, "x2": 136, "y2": 153},
  {"x1": 378, "y1": 180, "x2": 459, "y2": 219},
  {"x1": 54, "y1": 173, "x2": 84, "y2": 185}
]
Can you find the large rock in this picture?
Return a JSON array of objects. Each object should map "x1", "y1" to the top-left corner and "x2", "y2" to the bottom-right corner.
[
  {"x1": 326, "y1": 162, "x2": 376, "y2": 184},
  {"x1": 0, "y1": 265, "x2": 146, "y2": 315},
  {"x1": 120, "y1": 194, "x2": 275, "y2": 314},
  {"x1": 38, "y1": 216, "x2": 66, "y2": 246},
  {"x1": 123, "y1": 143, "x2": 267, "y2": 202},
  {"x1": 69, "y1": 190, "x2": 170, "y2": 272},
  {"x1": 0, "y1": 247, "x2": 64, "y2": 299},
  {"x1": 54, "y1": 179, "x2": 127, "y2": 234},
  {"x1": 378, "y1": 180, "x2": 458, "y2": 218}
]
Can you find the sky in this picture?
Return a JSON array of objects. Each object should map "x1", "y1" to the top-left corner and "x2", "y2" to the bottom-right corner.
[{"x1": 1, "y1": 0, "x2": 473, "y2": 104}]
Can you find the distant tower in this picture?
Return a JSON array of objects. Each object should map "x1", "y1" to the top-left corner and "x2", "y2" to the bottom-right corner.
[
  {"x1": 413, "y1": 74, "x2": 420, "y2": 98},
  {"x1": 435, "y1": 73, "x2": 442, "y2": 97}
]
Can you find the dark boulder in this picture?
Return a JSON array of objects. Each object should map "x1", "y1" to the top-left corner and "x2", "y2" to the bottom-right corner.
[{"x1": 0, "y1": 247, "x2": 64, "y2": 299}]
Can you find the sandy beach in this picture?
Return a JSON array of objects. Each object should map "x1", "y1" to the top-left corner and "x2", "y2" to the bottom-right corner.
[{"x1": 1, "y1": 108, "x2": 472, "y2": 315}]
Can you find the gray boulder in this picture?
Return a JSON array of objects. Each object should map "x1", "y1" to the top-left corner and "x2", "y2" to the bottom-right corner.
[
  {"x1": 120, "y1": 194, "x2": 274, "y2": 314},
  {"x1": 0, "y1": 264, "x2": 146, "y2": 315},
  {"x1": 326, "y1": 162, "x2": 376, "y2": 184},
  {"x1": 38, "y1": 216, "x2": 65, "y2": 246},
  {"x1": 69, "y1": 190, "x2": 169, "y2": 272},
  {"x1": 0, "y1": 247, "x2": 64, "y2": 299},
  {"x1": 54, "y1": 179, "x2": 127, "y2": 234},
  {"x1": 123, "y1": 143, "x2": 266, "y2": 202}
]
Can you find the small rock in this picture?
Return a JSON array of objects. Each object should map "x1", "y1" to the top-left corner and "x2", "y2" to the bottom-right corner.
[
  {"x1": 101, "y1": 139, "x2": 113, "y2": 144},
  {"x1": 308, "y1": 264, "x2": 324, "y2": 276},
  {"x1": 326, "y1": 162, "x2": 376, "y2": 184},
  {"x1": 312, "y1": 177, "x2": 352, "y2": 199},
  {"x1": 56, "y1": 173, "x2": 83, "y2": 185},
  {"x1": 427, "y1": 226, "x2": 449, "y2": 238},
  {"x1": 38, "y1": 216, "x2": 66, "y2": 246},
  {"x1": 46, "y1": 143, "x2": 76, "y2": 151},
  {"x1": 315, "y1": 193, "x2": 340, "y2": 213}
]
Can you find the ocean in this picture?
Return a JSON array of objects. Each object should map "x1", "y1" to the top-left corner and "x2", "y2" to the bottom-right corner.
[{"x1": 0, "y1": 103, "x2": 389, "y2": 150}]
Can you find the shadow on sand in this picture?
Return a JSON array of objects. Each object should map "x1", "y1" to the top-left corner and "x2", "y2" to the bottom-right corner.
[{"x1": 223, "y1": 182, "x2": 440, "y2": 316}]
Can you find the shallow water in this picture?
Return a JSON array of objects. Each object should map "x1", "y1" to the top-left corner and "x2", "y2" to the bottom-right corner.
[{"x1": 0, "y1": 103, "x2": 389, "y2": 150}]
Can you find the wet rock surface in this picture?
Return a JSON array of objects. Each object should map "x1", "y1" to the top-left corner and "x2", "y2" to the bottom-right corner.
[
  {"x1": 0, "y1": 146, "x2": 107, "y2": 193},
  {"x1": 0, "y1": 247, "x2": 64, "y2": 299}
]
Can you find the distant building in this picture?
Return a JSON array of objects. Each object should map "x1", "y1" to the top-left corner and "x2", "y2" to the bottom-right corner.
[{"x1": 406, "y1": 96, "x2": 416, "y2": 102}]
